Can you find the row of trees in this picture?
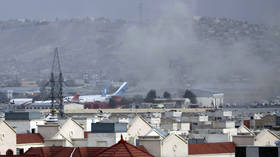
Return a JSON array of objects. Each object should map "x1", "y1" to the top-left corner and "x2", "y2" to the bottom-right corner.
[{"x1": 144, "y1": 89, "x2": 197, "y2": 104}]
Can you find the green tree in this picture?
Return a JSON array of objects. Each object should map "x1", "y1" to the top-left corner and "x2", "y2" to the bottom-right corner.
[
  {"x1": 183, "y1": 89, "x2": 197, "y2": 104},
  {"x1": 144, "y1": 89, "x2": 157, "y2": 103},
  {"x1": 163, "y1": 91, "x2": 171, "y2": 99}
]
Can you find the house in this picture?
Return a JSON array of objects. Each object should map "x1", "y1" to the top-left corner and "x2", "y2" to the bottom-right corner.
[
  {"x1": 233, "y1": 124, "x2": 255, "y2": 146},
  {"x1": 37, "y1": 118, "x2": 84, "y2": 147},
  {"x1": 11, "y1": 136, "x2": 154, "y2": 157},
  {"x1": 5, "y1": 112, "x2": 44, "y2": 134},
  {"x1": 0, "y1": 120, "x2": 16, "y2": 155},
  {"x1": 127, "y1": 115, "x2": 163, "y2": 145},
  {"x1": 139, "y1": 134, "x2": 188, "y2": 157},
  {"x1": 16, "y1": 133, "x2": 44, "y2": 154},
  {"x1": 254, "y1": 129, "x2": 280, "y2": 146},
  {"x1": 188, "y1": 142, "x2": 235, "y2": 157},
  {"x1": 87, "y1": 122, "x2": 128, "y2": 147}
]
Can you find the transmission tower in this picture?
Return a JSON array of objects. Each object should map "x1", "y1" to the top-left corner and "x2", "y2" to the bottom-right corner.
[{"x1": 50, "y1": 48, "x2": 64, "y2": 118}]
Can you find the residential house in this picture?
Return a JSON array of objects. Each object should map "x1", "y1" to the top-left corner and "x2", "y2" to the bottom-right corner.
[
  {"x1": 87, "y1": 122, "x2": 128, "y2": 147},
  {"x1": 254, "y1": 129, "x2": 280, "y2": 146},
  {"x1": 0, "y1": 121, "x2": 16, "y2": 155},
  {"x1": 16, "y1": 133, "x2": 44, "y2": 154},
  {"x1": 5, "y1": 112, "x2": 44, "y2": 134},
  {"x1": 139, "y1": 134, "x2": 188, "y2": 157},
  {"x1": 188, "y1": 142, "x2": 235, "y2": 157},
  {"x1": 38, "y1": 118, "x2": 84, "y2": 147}
]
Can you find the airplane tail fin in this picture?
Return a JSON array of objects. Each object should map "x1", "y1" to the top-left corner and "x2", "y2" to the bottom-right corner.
[
  {"x1": 101, "y1": 87, "x2": 107, "y2": 97},
  {"x1": 72, "y1": 93, "x2": 80, "y2": 101},
  {"x1": 112, "y1": 82, "x2": 128, "y2": 96}
]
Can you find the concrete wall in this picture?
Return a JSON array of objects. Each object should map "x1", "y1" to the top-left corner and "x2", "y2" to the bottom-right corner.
[
  {"x1": 206, "y1": 134, "x2": 230, "y2": 143},
  {"x1": 7, "y1": 120, "x2": 45, "y2": 134},
  {"x1": 38, "y1": 123, "x2": 60, "y2": 139},
  {"x1": 64, "y1": 103, "x2": 84, "y2": 111},
  {"x1": 87, "y1": 132, "x2": 128, "y2": 147},
  {"x1": 161, "y1": 135, "x2": 188, "y2": 157},
  {"x1": 6, "y1": 120, "x2": 30, "y2": 133},
  {"x1": 44, "y1": 139, "x2": 66, "y2": 146},
  {"x1": 16, "y1": 143, "x2": 44, "y2": 153},
  {"x1": 59, "y1": 119, "x2": 84, "y2": 141},
  {"x1": 72, "y1": 139, "x2": 87, "y2": 147},
  {"x1": 255, "y1": 130, "x2": 280, "y2": 146},
  {"x1": 232, "y1": 135, "x2": 254, "y2": 146},
  {"x1": 139, "y1": 137, "x2": 161, "y2": 157},
  {"x1": 0, "y1": 121, "x2": 16, "y2": 155},
  {"x1": 127, "y1": 116, "x2": 152, "y2": 145}
]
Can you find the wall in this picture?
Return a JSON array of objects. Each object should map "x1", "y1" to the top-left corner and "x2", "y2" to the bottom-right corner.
[
  {"x1": 87, "y1": 132, "x2": 128, "y2": 147},
  {"x1": 73, "y1": 118, "x2": 93, "y2": 131},
  {"x1": 161, "y1": 135, "x2": 188, "y2": 157},
  {"x1": 232, "y1": 135, "x2": 254, "y2": 146},
  {"x1": 16, "y1": 143, "x2": 44, "y2": 153},
  {"x1": 127, "y1": 116, "x2": 152, "y2": 145},
  {"x1": 139, "y1": 137, "x2": 161, "y2": 157},
  {"x1": 254, "y1": 130, "x2": 279, "y2": 146},
  {"x1": 0, "y1": 121, "x2": 16, "y2": 155},
  {"x1": 6, "y1": 120, "x2": 30, "y2": 133},
  {"x1": 38, "y1": 123, "x2": 60, "y2": 139},
  {"x1": 58, "y1": 119, "x2": 84, "y2": 141}
]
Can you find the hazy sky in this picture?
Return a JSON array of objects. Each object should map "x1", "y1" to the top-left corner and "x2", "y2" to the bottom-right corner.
[{"x1": 0, "y1": 0, "x2": 279, "y2": 24}]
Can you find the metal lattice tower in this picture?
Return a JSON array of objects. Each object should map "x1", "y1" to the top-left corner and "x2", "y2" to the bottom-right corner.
[{"x1": 50, "y1": 48, "x2": 64, "y2": 118}]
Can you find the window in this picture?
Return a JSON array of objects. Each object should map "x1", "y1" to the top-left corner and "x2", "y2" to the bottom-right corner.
[
  {"x1": 31, "y1": 128, "x2": 36, "y2": 133},
  {"x1": 6, "y1": 149, "x2": 13, "y2": 155},
  {"x1": 16, "y1": 148, "x2": 24, "y2": 155}
]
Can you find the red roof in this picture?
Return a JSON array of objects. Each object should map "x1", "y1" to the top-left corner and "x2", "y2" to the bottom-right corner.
[
  {"x1": 93, "y1": 136, "x2": 154, "y2": 157},
  {"x1": 17, "y1": 133, "x2": 44, "y2": 144},
  {"x1": 22, "y1": 136, "x2": 153, "y2": 157},
  {"x1": 24, "y1": 146, "x2": 105, "y2": 157},
  {"x1": 189, "y1": 142, "x2": 235, "y2": 155}
]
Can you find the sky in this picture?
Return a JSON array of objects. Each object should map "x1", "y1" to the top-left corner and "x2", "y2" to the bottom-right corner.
[{"x1": 0, "y1": 0, "x2": 279, "y2": 24}]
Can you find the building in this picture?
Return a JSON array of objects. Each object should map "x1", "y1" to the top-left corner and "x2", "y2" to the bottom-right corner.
[
  {"x1": 5, "y1": 112, "x2": 44, "y2": 134},
  {"x1": 37, "y1": 118, "x2": 84, "y2": 147},
  {"x1": 254, "y1": 129, "x2": 280, "y2": 146},
  {"x1": 191, "y1": 89, "x2": 224, "y2": 108},
  {"x1": 16, "y1": 133, "x2": 44, "y2": 154},
  {"x1": 0, "y1": 120, "x2": 16, "y2": 155},
  {"x1": 188, "y1": 142, "x2": 235, "y2": 157},
  {"x1": 236, "y1": 146, "x2": 280, "y2": 157},
  {"x1": 139, "y1": 134, "x2": 188, "y2": 157},
  {"x1": 6, "y1": 136, "x2": 154, "y2": 157},
  {"x1": 87, "y1": 122, "x2": 128, "y2": 147}
]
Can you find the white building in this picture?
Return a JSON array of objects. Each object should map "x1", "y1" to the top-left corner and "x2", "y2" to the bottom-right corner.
[{"x1": 191, "y1": 89, "x2": 224, "y2": 108}]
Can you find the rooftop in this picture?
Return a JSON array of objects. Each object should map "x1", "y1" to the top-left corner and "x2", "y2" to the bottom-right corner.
[
  {"x1": 189, "y1": 142, "x2": 235, "y2": 155},
  {"x1": 17, "y1": 133, "x2": 44, "y2": 144}
]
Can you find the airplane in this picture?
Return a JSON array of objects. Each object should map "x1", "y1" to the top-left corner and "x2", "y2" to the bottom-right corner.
[
  {"x1": 10, "y1": 98, "x2": 33, "y2": 106},
  {"x1": 64, "y1": 82, "x2": 128, "y2": 103}
]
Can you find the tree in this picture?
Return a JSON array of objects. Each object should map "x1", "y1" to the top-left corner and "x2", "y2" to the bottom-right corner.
[
  {"x1": 144, "y1": 89, "x2": 157, "y2": 103},
  {"x1": 183, "y1": 89, "x2": 197, "y2": 104},
  {"x1": 163, "y1": 91, "x2": 171, "y2": 99}
]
